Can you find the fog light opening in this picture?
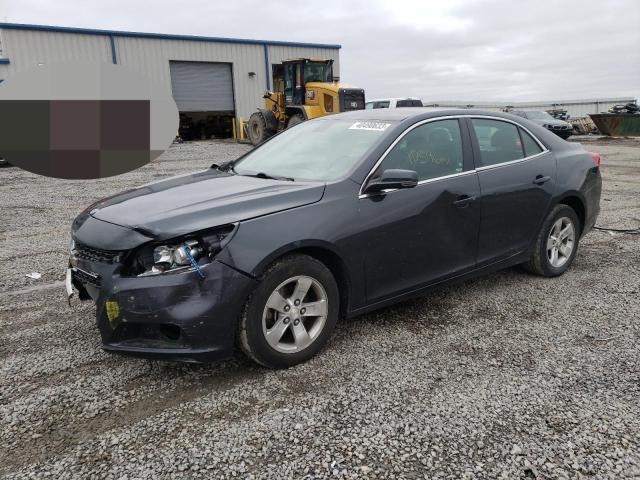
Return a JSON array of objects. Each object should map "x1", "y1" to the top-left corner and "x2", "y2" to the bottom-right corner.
[{"x1": 158, "y1": 324, "x2": 181, "y2": 341}]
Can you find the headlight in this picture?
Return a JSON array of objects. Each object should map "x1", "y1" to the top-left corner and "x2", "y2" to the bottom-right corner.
[{"x1": 126, "y1": 224, "x2": 237, "y2": 277}]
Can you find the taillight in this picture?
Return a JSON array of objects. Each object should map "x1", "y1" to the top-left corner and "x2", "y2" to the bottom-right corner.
[{"x1": 588, "y1": 151, "x2": 601, "y2": 167}]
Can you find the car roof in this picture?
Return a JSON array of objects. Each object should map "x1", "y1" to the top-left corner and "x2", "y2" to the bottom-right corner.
[{"x1": 325, "y1": 107, "x2": 518, "y2": 121}]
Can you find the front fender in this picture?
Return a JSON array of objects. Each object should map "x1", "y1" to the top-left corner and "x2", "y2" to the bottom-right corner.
[{"x1": 215, "y1": 183, "x2": 365, "y2": 310}]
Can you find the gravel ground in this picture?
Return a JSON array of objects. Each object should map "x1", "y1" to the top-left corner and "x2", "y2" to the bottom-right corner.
[{"x1": 0, "y1": 138, "x2": 639, "y2": 479}]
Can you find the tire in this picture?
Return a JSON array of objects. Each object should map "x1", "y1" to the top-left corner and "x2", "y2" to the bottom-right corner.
[
  {"x1": 239, "y1": 254, "x2": 339, "y2": 368},
  {"x1": 523, "y1": 204, "x2": 581, "y2": 277},
  {"x1": 286, "y1": 114, "x2": 305, "y2": 129},
  {"x1": 247, "y1": 112, "x2": 274, "y2": 146}
]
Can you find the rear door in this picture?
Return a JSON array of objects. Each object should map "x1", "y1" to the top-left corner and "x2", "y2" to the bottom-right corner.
[{"x1": 468, "y1": 117, "x2": 556, "y2": 265}]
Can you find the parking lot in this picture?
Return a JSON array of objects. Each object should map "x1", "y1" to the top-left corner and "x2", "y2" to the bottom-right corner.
[{"x1": 0, "y1": 137, "x2": 639, "y2": 479}]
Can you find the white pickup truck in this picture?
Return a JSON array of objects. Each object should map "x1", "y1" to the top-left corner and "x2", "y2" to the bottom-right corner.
[{"x1": 365, "y1": 97, "x2": 423, "y2": 109}]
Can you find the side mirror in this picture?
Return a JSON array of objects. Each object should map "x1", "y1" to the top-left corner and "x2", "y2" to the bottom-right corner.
[{"x1": 363, "y1": 169, "x2": 419, "y2": 194}]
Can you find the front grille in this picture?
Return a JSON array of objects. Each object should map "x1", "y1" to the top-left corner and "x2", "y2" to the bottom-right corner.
[
  {"x1": 72, "y1": 267, "x2": 102, "y2": 288},
  {"x1": 339, "y1": 88, "x2": 365, "y2": 111},
  {"x1": 74, "y1": 243, "x2": 121, "y2": 263},
  {"x1": 111, "y1": 323, "x2": 183, "y2": 346}
]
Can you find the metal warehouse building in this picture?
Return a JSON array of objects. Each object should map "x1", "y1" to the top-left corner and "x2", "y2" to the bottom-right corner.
[
  {"x1": 424, "y1": 98, "x2": 636, "y2": 119},
  {"x1": 0, "y1": 23, "x2": 341, "y2": 138}
]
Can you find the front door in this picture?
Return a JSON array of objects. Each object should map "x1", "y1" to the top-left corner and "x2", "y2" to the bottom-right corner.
[
  {"x1": 468, "y1": 117, "x2": 556, "y2": 265},
  {"x1": 284, "y1": 62, "x2": 304, "y2": 106},
  {"x1": 359, "y1": 118, "x2": 481, "y2": 303}
]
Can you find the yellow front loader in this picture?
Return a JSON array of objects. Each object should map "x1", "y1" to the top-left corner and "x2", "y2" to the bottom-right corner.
[{"x1": 247, "y1": 59, "x2": 365, "y2": 145}]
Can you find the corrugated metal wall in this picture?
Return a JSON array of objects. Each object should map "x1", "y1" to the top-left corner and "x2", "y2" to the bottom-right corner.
[
  {"x1": 113, "y1": 35, "x2": 268, "y2": 120},
  {"x1": 0, "y1": 27, "x2": 341, "y2": 122},
  {"x1": 0, "y1": 28, "x2": 112, "y2": 77},
  {"x1": 425, "y1": 98, "x2": 637, "y2": 118}
]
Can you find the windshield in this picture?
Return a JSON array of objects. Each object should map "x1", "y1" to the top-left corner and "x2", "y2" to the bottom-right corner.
[
  {"x1": 304, "y1": 62, "x2": 332, "y2": 83},
  {"x1": 525, "y1": 111, "x2": 554, "y2": 120},
  {"x1": 233, "y1": 119, "x2": 394, "y2": 181}
]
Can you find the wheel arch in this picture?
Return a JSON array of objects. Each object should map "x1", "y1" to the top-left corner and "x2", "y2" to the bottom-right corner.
[
  {"x1": 253, "y1": 241, "x2": 351, "y2": 318},
  {"x1": 554, "y1": 192, "x2": 586, "y2": 234}
]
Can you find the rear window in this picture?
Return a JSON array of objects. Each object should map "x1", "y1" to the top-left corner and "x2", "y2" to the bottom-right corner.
[{"x1": 396, "y1": 99, "x2": 423, "y2": 107}]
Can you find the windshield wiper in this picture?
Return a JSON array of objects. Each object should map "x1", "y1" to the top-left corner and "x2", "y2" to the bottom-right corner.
[
  {"x1": 211, "y1": 161, "x2": 235, "y2": 173},
  {"x1": 244, "y1": 172, "x2": 295, "y2": 181}
]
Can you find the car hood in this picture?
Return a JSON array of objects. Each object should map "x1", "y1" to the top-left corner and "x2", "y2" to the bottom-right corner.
[
  {"x1": 88, "y1": 169, "x2": 325, "y2": 239},
  {"x1": 529, "y1": 118, "x2": 571, "y2": 127}
]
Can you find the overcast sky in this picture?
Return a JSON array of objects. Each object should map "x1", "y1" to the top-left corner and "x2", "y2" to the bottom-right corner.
[{"x1": 1, "y1": 0, "x2": 638, "y2": 102}]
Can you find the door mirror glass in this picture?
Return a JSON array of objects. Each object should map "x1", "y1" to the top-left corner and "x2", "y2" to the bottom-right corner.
[{"x1": 364, "y1": 169, "x2": 418, "y2": 194}]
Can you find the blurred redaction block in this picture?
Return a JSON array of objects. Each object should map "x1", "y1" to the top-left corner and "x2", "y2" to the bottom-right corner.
[{"x1": 0, "y1": 99, "x2": 152, "y2": 178}]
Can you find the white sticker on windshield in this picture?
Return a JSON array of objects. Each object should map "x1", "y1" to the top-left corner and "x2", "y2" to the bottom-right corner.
[{"x1": 349, "y1": 121, "x2": 392, "y2": 131}]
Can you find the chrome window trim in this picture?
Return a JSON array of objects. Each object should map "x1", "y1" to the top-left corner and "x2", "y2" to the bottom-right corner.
[
  {"x1": 474, "y1": 150, "x2": 547, "y2": 172},
  {"x1": 358, "y1": 114, "x2": 550, "y2": 199},
  {"x1": 359, "y1": 170, "x2": 477, "y2": 199}
]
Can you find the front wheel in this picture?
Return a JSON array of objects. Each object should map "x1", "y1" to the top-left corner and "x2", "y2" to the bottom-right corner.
[
  {"x1": 286, "y1": 114, "x2": 305, "y2": 129},
  {"x1": 523, "y1": 204, "x2": 580, "y2": 277},
  {"x1": 239, "y1": 254, "x2": 339, "y2": 368},
  {"x1": 247, "y1": 112, "x2": 274, "y2": 146}
]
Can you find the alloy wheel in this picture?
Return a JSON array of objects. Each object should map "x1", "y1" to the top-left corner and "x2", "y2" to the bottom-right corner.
[
  {"x1": 262, "y1": 275, "x2": 328, "y2": 353},
  {"x1": 547, "y1": 217, "x2": 575, "y2": 268}
]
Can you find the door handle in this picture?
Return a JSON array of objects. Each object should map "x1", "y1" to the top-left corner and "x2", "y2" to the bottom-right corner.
[
  {"x1": 453, "y1": 195, "x2": 475, "y2": 208},
  {"x1": 533, "y1": 175, "x2": 551, "y2": 185}
]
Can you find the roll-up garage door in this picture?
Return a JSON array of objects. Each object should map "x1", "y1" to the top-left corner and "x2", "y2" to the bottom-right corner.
[{"x1": 169, "y1": 61, "x2": 234, "y2": 112}]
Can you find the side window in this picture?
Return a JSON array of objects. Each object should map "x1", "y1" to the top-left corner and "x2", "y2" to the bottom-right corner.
[
  {"x1": 519, "y1": 128, "x2": 543, "y2": 157},
  {"x1": 365, "y1": 102, "x2": 374, "y2": 110},
  {"x1": 374, "y1": 101, "x2": 390, "y2": 109},
  {"x1": 378, "y1": 119, "x2": 464, "y2": 181},
  {"x1": 396, "y1": 100, "x2": 423, "y2": 107},
  {"x1": 471, "y1": 119, "x2": 524, "y2": 167}
]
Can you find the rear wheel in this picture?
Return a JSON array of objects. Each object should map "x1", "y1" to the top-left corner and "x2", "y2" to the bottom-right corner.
[
  {"x1": 247, "y1": 112, "x2": 274, "y2": 146},
  {"x1": 239, "y1": 254, "x2": 339, "y2": 368},
  {"x1": 286, "y1": 114, "x2": 305, "y2": 129},
  {"x1": 523, "y1": 204, "x2": 580, "y2": 277}
]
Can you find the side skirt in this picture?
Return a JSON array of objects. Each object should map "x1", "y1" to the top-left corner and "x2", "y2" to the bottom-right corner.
[{"x1": 347, "y1": 250, "x2": 529, "y2": 318}]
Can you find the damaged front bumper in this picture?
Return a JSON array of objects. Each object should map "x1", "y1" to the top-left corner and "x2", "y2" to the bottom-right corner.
[{"x1": 68, "y1": 257, "x2": 256, "y2": 363}]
